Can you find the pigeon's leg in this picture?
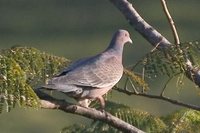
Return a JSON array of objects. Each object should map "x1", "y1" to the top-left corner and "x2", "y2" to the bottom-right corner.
[
  {"x1": 97, "y1": 96, "x2": 109, "y2": 117},
  {"x1": 78, "y1": 99, "x2": 91, "y2": 108},
  {"x1": 97, "y1": 96, "x2": 105, "y2": 110}
]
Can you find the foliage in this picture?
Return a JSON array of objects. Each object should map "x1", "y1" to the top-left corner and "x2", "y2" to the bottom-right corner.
[
  {"x1": 124, "y1": 68, "x2": 149, "y2": 92},
  {"x1": 183, "y1": 40, "x2": 200, "y2": 66},
  {"x1": 0, "y1": 46, "x2": 200, "y2": 133},
  {"x1": 61, "y1": 101, "x2": 167, "y2": 133},
  {"x1": 162, "y1": 109, "x2": 200, "y2": 133},
  {"x1": 0, "y1": 47, "x2": 70, "y2": 112},
  {"x1": 0, "y1": 55, "x2": 38, "y2": 112},
  {"x1": 130, "y1": 40, "x2": 200, "y2": 89}
]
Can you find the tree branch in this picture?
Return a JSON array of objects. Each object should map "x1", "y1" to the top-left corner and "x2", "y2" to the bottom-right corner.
[
  {"x1": 35, "y1": 90, "x2": 145, "y2": 133},
  {"x1": 109, "y1": 0, "x2": 200, "y2": 87},
  {"x1": 160, "y1": 0, "x2": 180, "y2": 45},
  {"x1": 114, "y1": 87, "x2": 200, "y2": 111},
  {"x1": 109, "y1": 0, "x2": 171, "y2": 48}
]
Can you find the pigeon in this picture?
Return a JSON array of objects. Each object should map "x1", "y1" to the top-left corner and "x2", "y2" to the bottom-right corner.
[{"x1": 42, "y1": 29, "x2": 132, "y2": 109}]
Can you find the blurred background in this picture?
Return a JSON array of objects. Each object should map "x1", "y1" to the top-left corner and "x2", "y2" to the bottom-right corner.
[{"x1": 0, "y1": 0, "x2": 199, "y2": 132}]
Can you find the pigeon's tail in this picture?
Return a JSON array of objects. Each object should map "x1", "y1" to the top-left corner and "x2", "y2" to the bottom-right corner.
[
  {"x1": 37, "y1": 84, "x2": 84, "y2": 98},
  {"x1": 34, "y1": 85, "x2": 58, "y2": 99},
  {"x1": 40, "y1": 84, "x2": 83, "y2": 94},
  {"x1": 35, "y1": 85, "x2": 56, "y2": 95},
  {"x1": 41, "y1": 84, "x2": 57, "y2": 90}
]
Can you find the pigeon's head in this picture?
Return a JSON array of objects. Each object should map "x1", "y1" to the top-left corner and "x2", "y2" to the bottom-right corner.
[{"x1": 114, "y1": 29, "x2": 132, "y2": 45}]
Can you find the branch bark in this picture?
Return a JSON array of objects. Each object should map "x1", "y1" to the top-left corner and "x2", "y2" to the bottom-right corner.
[
  {"x1": 35, "y1": 90, "x2": 145, "y2": 133},
  {"x1": 110, "y1": 0, "x2": 171, "y2": 48},
  {"x1": 109, "y1": 0, "x2": 200, "y2": 87}
]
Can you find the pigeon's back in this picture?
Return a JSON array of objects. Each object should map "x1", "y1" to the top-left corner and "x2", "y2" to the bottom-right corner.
[{"x1": 48, "y1": 50, "x2": 123, "y2": 91}]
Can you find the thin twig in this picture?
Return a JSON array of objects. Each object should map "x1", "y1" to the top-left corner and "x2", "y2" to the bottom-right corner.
[
  {"x1": 124, "y1": 76, "x2": 130, "y2": 92},
  {"x1": 128, "y1": 78, "x2": 139, "y2": 94},
  {"x1": 123, "y1": 77, "x2": 139, "y2": 94},
  {"x1": 161, "y1": 73, "x2": 181, "y2": 96},
  {"x1": 160, "y1": 0, "x2": 180, "y2": 45},
  {"x1": 142, "y1": 67, "x2": 145, "y2": 92},
  {"x1": 160, "y1": 77, "x2": 173, "y2": 96},
  {"x1": 114, "y1": 87, "x2": 200, "y2": 111},
  {"x1": 151, "y1": 38, "x2": 163, "y2": 52}
]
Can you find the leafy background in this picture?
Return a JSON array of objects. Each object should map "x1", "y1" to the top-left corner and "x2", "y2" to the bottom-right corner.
[{"x1": 0, "y1": 0, "x2": 199, "y2": 132}]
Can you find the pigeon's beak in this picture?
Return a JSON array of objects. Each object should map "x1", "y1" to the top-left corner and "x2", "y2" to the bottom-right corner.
[{"x1": 128, "y1": 37, "x2": 133, "y2": 44}]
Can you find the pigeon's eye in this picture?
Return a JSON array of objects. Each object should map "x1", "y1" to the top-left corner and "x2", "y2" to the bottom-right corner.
[{"x1": 124, "y1": 33, "x2": 128, "y2": 37}]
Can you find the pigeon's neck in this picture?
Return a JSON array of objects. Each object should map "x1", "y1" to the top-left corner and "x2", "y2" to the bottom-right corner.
[
  {"x1": 107, "y1": 39, "x2": 124, "y2": 52},
  {"x1": 105, "y1": 40, "x2": 124, "y2": 60}
]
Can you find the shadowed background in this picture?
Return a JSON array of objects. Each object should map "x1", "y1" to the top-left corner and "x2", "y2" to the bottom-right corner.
[{"x1": 0, "y1": 0, "x2": 199, "y2": 132}]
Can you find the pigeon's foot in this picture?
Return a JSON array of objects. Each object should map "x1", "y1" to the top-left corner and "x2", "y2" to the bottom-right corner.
[
  {"x1": 78, "y1": 99, "x2": 92, "y2": 108},
  {"x1": 99, "y1": 108, "x2": 109, "y2": 118}
]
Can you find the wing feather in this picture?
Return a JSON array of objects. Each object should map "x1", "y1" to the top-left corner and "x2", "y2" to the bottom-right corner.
[{"x1": 48, "y1": 52, "x2": 123, "y2": 89}]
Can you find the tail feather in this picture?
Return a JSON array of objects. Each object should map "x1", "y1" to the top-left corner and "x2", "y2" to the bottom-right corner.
[{"x1": 41, "y1": 84, "x2": 81, "y2": 93}]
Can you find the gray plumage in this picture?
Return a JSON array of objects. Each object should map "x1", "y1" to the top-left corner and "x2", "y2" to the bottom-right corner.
[{"x1": 43, "y1": 29, "x2": 132, "y2": 108}]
